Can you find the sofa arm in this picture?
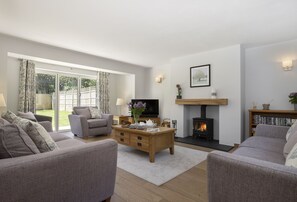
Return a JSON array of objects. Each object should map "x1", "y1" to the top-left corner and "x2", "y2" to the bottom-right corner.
[
  {"x1": 35, "y1": 114, "x2": 52, "y2": 122},
  {"x1": 38, "y1": 121, "x2": 53, "y2": 132},
  {"x1": 102, "y1": 114, "x2": 113, "y2": 134},
  {"x1": 255, "y1": 124, "x2": 289, "y2": 139},
  {"x1": 207, "y1": 151, "x2": 297, "y2": 202},
  {"x1": 68, "y1": 114, "x2": 89, "y2": 137},
  {"x1": 0, "y1": 139, "x2": 118, "y2": 202}
]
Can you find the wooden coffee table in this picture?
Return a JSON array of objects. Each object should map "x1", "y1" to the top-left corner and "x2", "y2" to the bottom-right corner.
[{"x1": 112, "y1": 125, "x2": 176, "y2": 163}]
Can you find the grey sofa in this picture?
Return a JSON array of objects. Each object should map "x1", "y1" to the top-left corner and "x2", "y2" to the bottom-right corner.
[
  {"x1": 208, "y1": 124, "x2": 297, "y2": 202},
  {"x1": 68, "y1": 107, "x2": 113, "y2": 138},
  {"x1": 0, "y1": 131, "x2": 118, "y2": 202}
]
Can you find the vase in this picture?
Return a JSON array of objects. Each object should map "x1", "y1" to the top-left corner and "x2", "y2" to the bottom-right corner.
[
  {"x1": 133, "y1": 114, "x2": 140, "y2": 124},
  {"x1": 295, "y1": 104, "x2": 297, "y2": 111}
]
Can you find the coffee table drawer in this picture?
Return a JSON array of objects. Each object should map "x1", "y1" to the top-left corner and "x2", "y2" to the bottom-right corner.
[
  {"x1": 130, "y1": 133, "x2": 149, "y2": 144},
  {"x1": 130, "y1": 141, "x2": 149, "y2": 151},
  {"x1": 116, "y1": 136, "x2": 130, "y2": 144},
  {"x1": 115, "y1": 130, "x2": 130, "y2": 139}
]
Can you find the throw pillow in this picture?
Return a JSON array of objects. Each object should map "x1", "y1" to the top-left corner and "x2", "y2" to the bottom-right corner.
[
  {"x1": 286, "y1": 120, "x2": 297, "y2": 141},
  {"x1": 12, "y1": 116, "x2": 31, "y2": 131},
  {"x1": 17, "y1": 111, "x2": 37, "y2": 122},
  {"x1": 0, "y1": 124, "x2": 40, "y2": 159},
  {"x1": 89, "y1": 107, "x2": 102, "y2": 119},
  {"x1": 26, "y1": 121, "x2": 58, "y2": 153},
  {"x1": 285, "y1": 142, "x2": 297, "y2": 168},
  {"x1": 74, "y1": 108, "x2": 91, "y2": 119},
  {"x1": 284, "y1": 130, "x2": 297, "y2": 158},
  {"x1": 1, "y1": 110, "x2": 18, "y2": 123},
  {"x1": 0, "y1": 118, "x2": 10, "y2": 126},
  {"x1": 11, "y1": 116, "x2": 58, "y2": 153}
]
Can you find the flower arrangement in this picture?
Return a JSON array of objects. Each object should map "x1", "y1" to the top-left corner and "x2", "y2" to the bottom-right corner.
[
  {"x1": 128, "y1": 101, "x2": 146, "y2": 123},
  {"x1": 289, "y1": 92, "x2": 297, "y2": 104}
]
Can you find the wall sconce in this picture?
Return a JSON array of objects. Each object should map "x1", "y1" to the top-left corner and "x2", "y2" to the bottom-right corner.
[
  {"x1": 155, "y1": 75, "x2": 164, "y2": 83},
  {"x1": 282, "y1": 60, "x2": 293, "y2": 71}
]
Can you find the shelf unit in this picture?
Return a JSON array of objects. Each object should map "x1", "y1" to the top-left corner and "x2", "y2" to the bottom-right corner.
[{"x1": 249, "y1": 109, "x2": 297, "y2": 136}]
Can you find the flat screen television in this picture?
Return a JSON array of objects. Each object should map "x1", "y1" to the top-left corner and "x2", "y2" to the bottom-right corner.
[{"x1": 131, "y1": 99, "x2": 159, "y2": 117}]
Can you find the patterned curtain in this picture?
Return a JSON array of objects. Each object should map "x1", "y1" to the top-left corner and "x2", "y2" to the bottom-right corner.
[
  {"x1": 98, "y1": 71, "x2": 110, "y2": 114},
  {"x1": 18, "y1": 59, "x2": 36, "y2": 113}
]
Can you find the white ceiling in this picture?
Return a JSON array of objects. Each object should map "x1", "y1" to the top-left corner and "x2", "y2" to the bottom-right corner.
[{"x1": 0, "y1": 0, "x2": 297, "y2": 67}]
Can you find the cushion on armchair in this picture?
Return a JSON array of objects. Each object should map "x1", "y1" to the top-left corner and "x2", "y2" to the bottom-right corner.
[
  {"x1": 87, "y1": 119, "x2": 107, "y2": 128},
  {"x1": 89, "y1": 107, "x2": 102, "y2": 119},
  {"x1": 74, "y1": 108, "x2": 91, "y2": 119}
]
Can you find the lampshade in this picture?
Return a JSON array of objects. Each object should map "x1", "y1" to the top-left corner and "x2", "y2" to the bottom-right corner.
[
  {"x1": 0, "y1": 93, "x2": 6, "y2": 107},
  {"x1": 282, "y1": 60, "x2": 293, "y2": 71},
  {"x1": 116, "y1": 98, "x2": 125, "y2": 106}
]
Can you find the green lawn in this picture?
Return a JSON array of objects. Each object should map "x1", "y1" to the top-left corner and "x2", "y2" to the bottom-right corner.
[{"x1": 36, "y1": 110, "x2": 71, "y2": 127}]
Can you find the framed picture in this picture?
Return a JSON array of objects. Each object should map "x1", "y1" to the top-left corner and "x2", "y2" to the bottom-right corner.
[{"x1": 190, "y1": 64, "x2": 211, "y2": 87}]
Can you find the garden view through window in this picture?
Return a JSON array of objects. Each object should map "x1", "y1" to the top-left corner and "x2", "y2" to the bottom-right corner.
[{"x1": 35, "y1": 72, "x2": 97, "y2": 131}]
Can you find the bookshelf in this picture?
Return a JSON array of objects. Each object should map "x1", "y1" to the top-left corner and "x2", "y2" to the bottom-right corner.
[{"x1": 249, "y1": 109, "x2": 297, "y2": 136}]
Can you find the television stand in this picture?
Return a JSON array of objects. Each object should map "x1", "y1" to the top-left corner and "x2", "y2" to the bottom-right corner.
[{"x1": 118, "y1": 116, "x2": 161, "y2": 126}]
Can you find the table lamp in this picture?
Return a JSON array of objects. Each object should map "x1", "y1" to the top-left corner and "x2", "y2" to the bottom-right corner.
[
  {"x1": 116, "y1": 98, "x2": 125, "y2": 116},
  {"x1": 0, "y1": 93, "x2": 7, "y2": 115}
]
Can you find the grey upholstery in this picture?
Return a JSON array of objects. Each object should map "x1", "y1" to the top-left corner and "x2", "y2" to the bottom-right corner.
[
  {"x1": 68, "y1": 107, "x2": 113, "y2": 138},
  {"x1": 207, "y1": 124, "x2": 297, "y2": 202},
  {"x1": 0, "y1": 131, "x2": 118, "y2": 202}
]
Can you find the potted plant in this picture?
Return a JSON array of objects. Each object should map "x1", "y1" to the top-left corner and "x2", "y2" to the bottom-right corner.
[
  {"x1": 289, "y1": 92, "x2": 297, "y2": 111},
  {"x1": 128, "y1": 101, "x2": 146, "y2": 124}
]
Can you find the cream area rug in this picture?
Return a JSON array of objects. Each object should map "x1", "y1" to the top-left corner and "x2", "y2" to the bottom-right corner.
[{"x1": 117, "y1": 144, "x2": 208, "y2": 186}]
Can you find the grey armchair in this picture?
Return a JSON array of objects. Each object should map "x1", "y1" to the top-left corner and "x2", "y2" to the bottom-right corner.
[{"x1": 68, "y1": 107, "x2": 113, "y2": 138}]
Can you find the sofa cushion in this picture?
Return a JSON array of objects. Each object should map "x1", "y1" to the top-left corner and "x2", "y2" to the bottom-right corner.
[
  {"x1": 285, "y1": 142, "x2": 297, "y2": 168},
  {"x1": 26, "y1": 122, "x2": 59, "y2": 153},
  {"x1": 0, "y1": 118, "x2": 10, "y2": 126},
  {"x1": 89, "y1": 107, "x2": 102, "y2": 119},
  {"x1": 87, "y1": 119, "x2": 107, "y2": 128},
  {"x1": 284, "y1": 130, "x2": 297, "y2": 158},
  {"x1": 0, "y1": 124, "x2": 40, "y2": 159},
  {"x1": 74, "y1": 108, "x2": 91, "y2": 119},
  {"x1": 1, "y1": 110, "x2": 18, "y2": 123},
  {"x1": 11, "y1": 116, "x2": 58, "y2": 153},
  {"x1": 56, "y1": 139, "x2": 85, "y2": 149},
  {"x1": 17, "y1": 111, "x2": 37, "y2": 122},
  {"x1": 286, "y1": 120, "x2": 297, "y2": 141},
  {"x1": 50, "y1": 132, "x2": 71, "y2": 142},
  {"x1": 240, "y1": 136, "x2": 286, "y2": 154},
  {"x1": 233, "y1": 147, "x2": 285, "y2": 164}
]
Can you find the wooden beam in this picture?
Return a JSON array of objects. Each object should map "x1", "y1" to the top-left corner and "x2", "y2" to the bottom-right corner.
[{"x1": 175, "y1": 99, "x2": 228, "y2": 106}]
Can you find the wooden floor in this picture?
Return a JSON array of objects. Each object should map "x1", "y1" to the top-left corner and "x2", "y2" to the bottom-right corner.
[{"x1": 73, "y1": 131, "x2": 225, "y2": 202}]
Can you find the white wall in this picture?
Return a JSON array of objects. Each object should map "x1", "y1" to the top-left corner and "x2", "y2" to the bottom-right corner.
[
  {"x1": 151, "y1": 45, "x2": 243, "y2": 146},
  {"x1": 245, "y1": 39, "x2": 297, "y2": 137},
  {"x1": 0, "y1": 33, "x2": 150, "y2": 106}
]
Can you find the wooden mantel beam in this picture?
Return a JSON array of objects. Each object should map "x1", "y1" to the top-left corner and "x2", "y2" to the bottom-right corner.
[{"x1": 175, "y1": 98, "x2": 228, "y2": 106}]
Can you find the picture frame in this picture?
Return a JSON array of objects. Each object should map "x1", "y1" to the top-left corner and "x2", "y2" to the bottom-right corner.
[{"x1": 190, "y1": 64, "x2": 211, "y2": 88}]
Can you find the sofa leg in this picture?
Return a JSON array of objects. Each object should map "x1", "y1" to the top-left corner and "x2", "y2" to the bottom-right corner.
[{"x1": 102, "y1": 196, "x2": 111, "y2": 202}]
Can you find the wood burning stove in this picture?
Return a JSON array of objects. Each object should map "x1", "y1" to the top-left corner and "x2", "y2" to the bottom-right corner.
[{"x1": 192, "y1": 105, "x2": 214, "y2": 141}]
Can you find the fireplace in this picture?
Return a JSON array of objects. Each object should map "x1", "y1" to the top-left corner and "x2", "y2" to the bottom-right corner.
[
  {"x1": 192, "y1": 105, "x2": 214, "y2": 141},
  {"x1": 193, "y1": 118, "x2": 213, "y2": 140}
]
